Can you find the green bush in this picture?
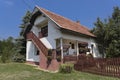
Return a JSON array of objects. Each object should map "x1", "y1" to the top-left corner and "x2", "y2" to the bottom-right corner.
[
  {"x1": 1, "y1": 51, "x2": 11, "y2": 63},
  {"x1": 13, "y1": 55, "x2": 25, "y2": 63},
  {"x1": 56, "y1": 56, "x2": 61, "y2": 62},
  {"x1": 59, "y1": 63, "x2": 74, "y2": 73}
]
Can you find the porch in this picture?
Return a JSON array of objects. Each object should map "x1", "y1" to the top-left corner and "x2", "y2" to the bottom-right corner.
[{"x1": 55, "y1": 38, "x2": 91, "y2": 63}]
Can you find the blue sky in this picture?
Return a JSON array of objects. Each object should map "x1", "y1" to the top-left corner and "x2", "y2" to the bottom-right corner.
[{"x1": 0, "y1": 0, "x2": 120, "y2": 39}]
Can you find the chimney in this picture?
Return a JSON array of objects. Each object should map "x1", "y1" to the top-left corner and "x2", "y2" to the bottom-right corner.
[{"x1": 76, "y1": 20, "x2": 80, "y2": 24}]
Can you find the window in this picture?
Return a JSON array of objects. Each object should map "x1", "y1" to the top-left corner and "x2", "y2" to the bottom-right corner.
[
  {"x1": 36, "y1": 50, "x2": 39, "y2": 55},
  {"x1": 41, "y1": 25, "x2": 48, "y2": 37}
]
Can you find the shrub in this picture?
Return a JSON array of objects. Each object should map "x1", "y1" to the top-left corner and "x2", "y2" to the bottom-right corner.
[
  {"x1": 59, "y1": 63, "x2": 74, "y2": 73},
  {"x1": 1, "y1": 50, "x2": 11, "y2": 63},
  {"x1": 13, "y1": 55, "x2": 25, "y2": 63}
]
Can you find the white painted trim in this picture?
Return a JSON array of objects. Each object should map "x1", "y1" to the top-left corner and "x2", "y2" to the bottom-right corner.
[
  {"x1": 60, "y1": 38, "x2": 63, "y2": 60},
  {"x1": 76, "y1": 40, "x2": 79, "y2": 56}
]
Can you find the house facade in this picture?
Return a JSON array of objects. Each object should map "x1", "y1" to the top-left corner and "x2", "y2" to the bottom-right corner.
[{"x1": 25, "y1": 6, "x2": 101, "y2": 71}]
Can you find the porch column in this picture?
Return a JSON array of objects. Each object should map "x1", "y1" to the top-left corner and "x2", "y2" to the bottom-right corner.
[
  {"x1": 76, "y1": 40, "x2": 79, "y2": 56},
  {"x1": 60, "y1": 38, "x2": 63, "y2": 62}
]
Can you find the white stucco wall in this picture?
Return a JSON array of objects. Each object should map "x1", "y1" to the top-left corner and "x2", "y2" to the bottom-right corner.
[
  {"x1": 45, "y1": 20, "x2": 61, "y2": 49},
  {"x1": 26, "y1": 41, "x2": 39, "y2": 62},
  {"x1": 34, "y1": 16, "x2": 46, "y2": 26},
  {"x1": 31, "y1": 16, "x2": 47, "y2": 37},
  {"x1": 31, "y1": 25, "x2": 40, "y2": 37}
]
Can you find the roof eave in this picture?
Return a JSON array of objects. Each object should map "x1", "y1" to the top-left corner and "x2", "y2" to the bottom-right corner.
[{"x1": 60, "y1": 27, "x2": 96, "y2": 38}]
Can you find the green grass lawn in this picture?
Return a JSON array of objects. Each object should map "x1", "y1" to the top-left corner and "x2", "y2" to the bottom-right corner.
[{"x1": 0, "y1": 63, "x2": 119, "y2": 80}]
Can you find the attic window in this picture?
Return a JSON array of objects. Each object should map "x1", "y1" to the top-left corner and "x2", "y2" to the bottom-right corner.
[{"x1": 41, "y1": 25, "x2": 48, "y2": 37}]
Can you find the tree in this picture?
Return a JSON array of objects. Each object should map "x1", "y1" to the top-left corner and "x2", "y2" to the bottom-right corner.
[
  {"x1": 91, "y1": 18, "x2": 106, "y2": 57},
  {"x1": 106, "y1": 7, "x2": 120, "y2": 57},
  {"x1": 17, "y1": 11, "x2": 32, "y2": 56},
  {"x1": 0, "y1": 11, "x2": 32, "y2": 63},
  {"x1": 20, "y1": 11, "x2": 32, "y2": 35},
  {"x1": 0, "y1": 37, "x2": 15, "y2": 63},
  {"x1": 92, "y1": 7, "x2": 120, "y2": 58}
]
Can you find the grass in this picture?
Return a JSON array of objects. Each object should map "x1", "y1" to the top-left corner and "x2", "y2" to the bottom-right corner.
[{"x1": 0, "y1": 63, "x2": 119, "y2": 80}]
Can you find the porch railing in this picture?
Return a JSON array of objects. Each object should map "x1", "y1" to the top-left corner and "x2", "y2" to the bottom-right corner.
[{"x1": 63, "y1": 55, "x2": 77, "y2": 63}]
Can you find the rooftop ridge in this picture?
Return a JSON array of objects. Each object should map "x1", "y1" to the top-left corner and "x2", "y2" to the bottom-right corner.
[
  {"x1": 36, "y1": 6, "x2": 81, "y2": 26},
  {"x1": 35, "y1": 6, "x2": 95, "y2": 37}
]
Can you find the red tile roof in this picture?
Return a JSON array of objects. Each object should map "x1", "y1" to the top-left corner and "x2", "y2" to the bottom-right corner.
[{"x1": 36, "y1": 6, "x2": 95, "y2": 37}]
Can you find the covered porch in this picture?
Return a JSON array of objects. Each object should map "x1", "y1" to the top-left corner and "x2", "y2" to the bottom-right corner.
[{"x1": 55, "y1": 38, "x2": 90, "y2": 63}]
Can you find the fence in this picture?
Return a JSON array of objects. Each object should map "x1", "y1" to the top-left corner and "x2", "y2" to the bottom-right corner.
[{"x1": 74, "y1": 54, "x2": 120, "y2": 78}]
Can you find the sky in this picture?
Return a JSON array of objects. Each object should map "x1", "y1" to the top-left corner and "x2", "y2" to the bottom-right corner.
[{"x1": 0, "y1": 0, "x2": 120, "y2": 39}]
